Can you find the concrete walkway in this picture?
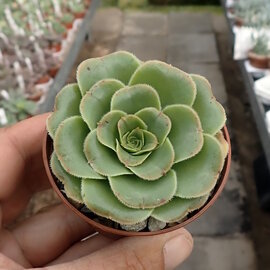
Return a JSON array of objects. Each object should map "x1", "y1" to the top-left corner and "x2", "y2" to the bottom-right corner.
[{"x1": 90, "y1": 8, "x2": 257, "y2": 270}]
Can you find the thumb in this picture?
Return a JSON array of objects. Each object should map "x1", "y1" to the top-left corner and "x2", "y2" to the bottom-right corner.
[{"x1": 49, "y1": 228, "x2": 193, "y2": 270}]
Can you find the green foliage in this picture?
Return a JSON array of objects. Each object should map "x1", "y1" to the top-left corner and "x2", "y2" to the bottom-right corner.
[
  {"x1": 0, "y1": 90, "x2": 37, "y2": 127},
  {"x1": 47, "y1": 51, "x2": 228, "y2": 227},
  {"x1": 251, "y1": 35, "x2": 270, "y2": 56},
  {"x1": 118, "y1": 0, "x2": 148, "y2": 9},
  {"x1": 234, "y1": 0, "x2": 270, "y2": 28},
  {"x1": 149, "y1": 0, "x2": 219, "y2": 5},
  {"x1": 68, "y1": 3, "x2": 85, "y2": 13},
  {"x1": 52, "y1": 21, "x2": 66, "y2": 34},
  {"x1": 61, "y1": 13, "x2": 74, "y2": 24},
  {"x1": 102, "y1": 0, "x2": 118, "y2": 6},
  {"x1": 102, "y1": 0, "x2": 219, "y2": 7}
]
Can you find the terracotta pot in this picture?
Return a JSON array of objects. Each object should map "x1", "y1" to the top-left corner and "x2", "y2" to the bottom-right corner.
[
  {"x1": 27, "y1": 90, "x2": 43, "y2": 102},
  {"x1": 234, "y1": 16, "x2": 244, "y2": 27},
  {"x1": 36, "y1": 75, "x2": 51, "y2": 85},
  {"x1": 43, "y1": 127, "x2": 231, "y2": 237},
  {"x1": 50, "y1": 43, "x2": 62, "y2": 53},
  {"x1": 48, "y1": 66, "x2": 60, "y2": 78},
  {"x1": 62, "y1": 31, "x2": 68, "y2": 39},
  {"x1": 248, "y1": 51, "x2": 269, "y2": 69},
  {"x1": 84, "y1": 0, "x2": 91, "y2": 7},
  {"x1": 268, "y1": 57, "x2": 270, "y2": 68},
  {"x1": 64, "y1": 22, "x2": 73, "y2": 30},
  {"x1": 73, "y1": 12, "x2": 86, "y2": 19}
]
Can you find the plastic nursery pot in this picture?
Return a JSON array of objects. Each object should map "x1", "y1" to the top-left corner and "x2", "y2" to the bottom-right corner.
[
  {"x1": 248, "y1": 51, "x2": 269, "y2": 69},
  {"x1": 64, "y1": 22, "x2": 74, "y2": 30},
  {"x1": 43, "y1": 126, "x2": 231, "y2": 237},
  {"x1": 84, "y1": 0, "x2": 91, "y2": 7},
  {"x1": 27, "y1": 91, "x2": 43, "y2": 102},
  {"x1": 62, "y1": 31, "x2": 68, "y2": 39},
  {"x1": 50, "y1": 43, "x2": 62, "y2": 53},
  {"x1": 73, "y1": 12, "x2": 86, "y2": 19},
  {"x1": 35, "y1": 75, "x2": 51, "y2": 85},
  {"x1": 48, "y1": 66, "x2": 60, "y2": 78},
  {"x1": 234, "y1": 17, "x2": 244, "y2": 27}
]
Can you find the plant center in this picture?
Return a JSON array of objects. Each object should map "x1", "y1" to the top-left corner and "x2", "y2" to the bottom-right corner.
[{"x1": 122, "y1": 127, "x2": 144, "y2": 153}]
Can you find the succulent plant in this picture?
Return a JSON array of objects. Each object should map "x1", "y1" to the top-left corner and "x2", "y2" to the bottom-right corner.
[
  {"x1": 68, "y1": 3, "x2": 84, "y2": 14},
  {"x1": 251, "y1": 34, "x2": 270, "y2": 56},
  {"x1": 61, "y1": 13, "x2": 74, "y2": 24},
  {"x1": 0, "y1": 89, "x2": 37, "y2": 127},
  {"x1": 234, "y1": 0, "x2": 270, "y2": 28},
  {"x1": 47, "y1": 51, "x2": 228, "y2": 228},
  {"x1": 51, "y1": 21, "x2": 66, "y2": 35}
]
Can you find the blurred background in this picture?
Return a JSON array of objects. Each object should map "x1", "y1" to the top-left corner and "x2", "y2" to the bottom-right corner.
[{"x1": 1, "y1": 0, "x2": 270, "y2": 269}]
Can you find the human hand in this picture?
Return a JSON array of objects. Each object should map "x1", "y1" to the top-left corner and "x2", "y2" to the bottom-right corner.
[{"x1": 0, "y1": 114, "x2": 193, "y2": 270}]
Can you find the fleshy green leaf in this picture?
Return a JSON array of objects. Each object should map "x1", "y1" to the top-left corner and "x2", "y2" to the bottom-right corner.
[
  {"x1": 151, "y1": 195, "x2": 209, "y2": 223},
  {"x1": 109, "y1": 170, "x2": 177, "y2": 209},
  {"x1": 215, "y1": 131, "x2": 229, "y2": 159},
  {"x1": 80, "y1": 79, "x2": 125, "y2": 130},
  {"x1": 129, "y1": 139, "x2": 175, "y2": 180},
  {"x1": 111, "y1": 84, "x2": 161, "y2": 113},
  {"x1": 84, "y1": 130, "x2": 132, "y2": 176},
  {"x1": 135, "y1": 108, "x2": 171, "y2": 146},
  {"x1": 191, "y1": 74, "x2": 226, "y2": 135},
  {"x1": 163, "y1": 105, "x2": 203, "y2": 163},
  {"x1": 134, "y1": 130, "x2": 158, "y2": 155},
  {"x1": 129, "y1": 60, "x2": 196, "y2": 108},
  {"x1": 174, "y1": 134, "x2": 223, "y2": 198},
  {"x1": 77, "y1": 51, "x2": 140, "y2": 95},
  {"x1": 121, "y1": 128, "x2": 144, "y2": 153},
  {"x1": 97, "y1": 110, "x2": 126, "y2": 151},
  {"x1": 188, "y1": 194, "x2": 210, "y2": 211},
  {"x1": 120, "y1": 129, "x2": 157, "y2": 155},
  {"x1": 118, "y1": 115, "x2": 147, "y2": 140},
  {"x1": 47, "y1": 84, "x2": 81, "y2": 138},
  {"x1": 81, "y1": 179, "x2": 152, "y2": 225},
  {"x1": 54, "y1": 116, "x2": 104, "y2": 179},
  {"x1": 116, "y1": 140, "x2": 151, "y2": 167},
  {"x1": 50, "y1": 152, "x2": 83, "y2": 203}
]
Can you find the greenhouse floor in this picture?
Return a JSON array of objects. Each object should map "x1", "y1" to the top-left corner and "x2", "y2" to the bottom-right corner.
[{"x1": 21, "y1": 7, "x2": 270, "y2": 270}]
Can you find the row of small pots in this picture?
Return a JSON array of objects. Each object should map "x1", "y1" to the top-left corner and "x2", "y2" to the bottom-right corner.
[
  {"x1": 26, "y1": 17, "x2": 84, "y2": 102},
  {"x1": 1, "y1": 14, "x2": 86, "y2": 103},
  {"x1": 229, "y1": 12, "x2": 270, "y2": 70}
]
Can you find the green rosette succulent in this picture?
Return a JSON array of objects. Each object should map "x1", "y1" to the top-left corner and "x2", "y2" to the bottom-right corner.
[
  {"x1": 61, "y1": 13, "x2": 75, "y2": 24},
  {"x1": 47, "y1": 51, "x2": 228, "y2": 228}
]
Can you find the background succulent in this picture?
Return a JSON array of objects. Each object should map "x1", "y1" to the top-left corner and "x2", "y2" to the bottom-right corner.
[
  {"x1": 251, "y1": 34, "x2": 270, "y2": 56},
  {"x1": 0, "y1": 90, "x2": 37, "y2": 127},
  {"x1": 47, "y1": 51, "x2": 228, "y2": 230}
]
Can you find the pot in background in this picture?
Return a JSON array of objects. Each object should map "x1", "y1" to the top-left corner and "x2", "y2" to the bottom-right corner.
[
  {"x1": 27, "y1": 90, "x2": 43, "y2": 102},
  {"x1": 248, "y1": 51, "x2": 269, "y2": 69},
  {"x1": 35, "y1": 74, "x2": 51, "y2": 85},
  {"x1": 49, "y1": 42, "x2": 62, "y2": 53},
  {"x1": 84, "y1": 0, "x2": 91, "y2": 7},
  {"x1": 64, "y1": 22, "x2": 73, "y2": 30},
  {"x1": 234, "y1": 16, "x2": 244, "y2": 27},
  {"x1": 73, "y1": 11, "x2": 86, "y2": 19}
]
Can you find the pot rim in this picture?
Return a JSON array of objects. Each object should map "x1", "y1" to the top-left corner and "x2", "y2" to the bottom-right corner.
[
  {"x1": 248, "y1": 51, "x2": 269, "y2": 60},
  {"x1": 43, "y1": 126, "x2": 231, "y2": 237}
]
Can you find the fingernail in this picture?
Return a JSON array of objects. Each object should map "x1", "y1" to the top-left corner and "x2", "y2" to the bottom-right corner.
[{"x1": 163, "y1": 233, "x2": 193, "y2": 270}]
